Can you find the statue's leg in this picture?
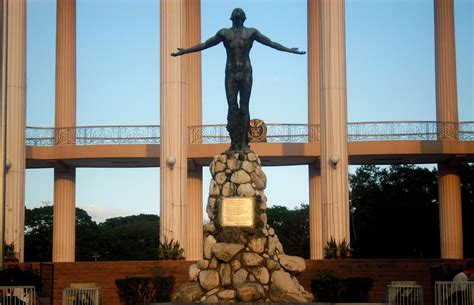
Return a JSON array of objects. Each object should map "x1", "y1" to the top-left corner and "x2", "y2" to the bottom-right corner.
[
  {"x1": 225, "y1": 73, "x2": 240, "y2": 150},
  {"x1": 238, "y1": 72, "x2": 253, "y2": 150}
]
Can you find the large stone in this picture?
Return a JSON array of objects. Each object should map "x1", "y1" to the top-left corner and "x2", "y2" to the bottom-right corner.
[
  {"x1": 269, "y1": 270, "x2": 313, "y2": 302},
  {"x1": 250, "y1": 267, "x2": 270, "y2": 284},
  {"x1": 197, "y1": 259, "x2": 209, "y2": 269},
  {"x1": 231, "y1": 259, "x2": 241, "y2": 272},
  {"x1": 218, "y1": 154, "x2": 227, "y2": 164},
  {"x1": 268, "y1": 235, "x2": 284, "y2": 256},
  {"x1": 205, "y1": 295, "x2": 219, "y2": 303},
  {"x1": 278, "y1": 254, "x2": 306, "y2": 273},
  {"x1": 209, "y1": 257, "x2": 218, "y2": 269},
  {"x1": 215, "y1": 172, "x2": 227, "y2": 185},
  {"x1": 222, "y1": 182, "x2": 236, "y2": 197},
  {"x1": 236, "y1": 283, "x2": 265, "y2": 302},
  {"x1": 249, "y1": 237, "x2": 266, "y2": 253},
  {"x1": 242, "y1": 252, "x2": 264, "y2": 267},
  {"x1": 237, "y1": 183, "x2": 255, "y2": 197},
  {"x1": 250, "y1": 166, "x2": 266, "y2": 190},
  {"x1": 209, "y1": 180, "x2": 220, "y2": 196},
  {"x1": 213, "y1": 161, "x2": 226, "y2": 173},
  {"x1": 231, "y1": 170, "x2": 251, "y2": 184},
  {"x1": 219, "y1": 263, "x2": 232, "y2": 286},
  {"x1": 266, "y1": 259, "x2": 281, "y2": 271},
  {"x1": 218, "y1": 289, "x2": 236, "y2": 299},
  {"x1": 211, "y1": 243, "x2": 244, "y2": 262},
  {"x1": 227, "y1": 158, "x2": 240, "y2": 171},
  {"x1": 232, "y1": 268, "x2": 248, "y2": 285},
  {"x1": 241, "y1": 160, "x2": 255, "y2": 173},
  {"x1": 247, "y1": 152, "x2": 257, "y2": 161},
  {"x1": 204, "y1": 235, "x2": 216, "y2": 259},
  {"x1": 199, "y1": 270, "x2": 220, "y2": 291},
  {"x1": 204, "y1": 223, "x2": 216, "y2": 234},
  {"x1": 189, "y1": 263, "x2": 200, "y2": 281},
  {"x1": 171, "y1": 282, "x2": 204, "y2": 303}
]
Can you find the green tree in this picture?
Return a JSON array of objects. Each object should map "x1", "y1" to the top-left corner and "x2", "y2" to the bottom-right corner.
[
  {"x1": 267, "y1": 204, "x2": 310, "y2": 258},
  {"x1": 24, "y1": 206, "x2": 101, "y2": 261},
  {"x1": 350, "y1": 164, "x2": 474, "y2": 258},
  {"x1": 97, "y1": 214, "x2": 160, "y2": 260},
  {"x1": 25, "y1": 206, "x2": 53, "y2": 262}
]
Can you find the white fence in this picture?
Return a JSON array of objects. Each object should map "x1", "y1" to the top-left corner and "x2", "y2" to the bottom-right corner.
[
  {"x1": 63, "y1": 287, "x2": 100, "y2": 305},
  {"x1": 387, "y1": 284, "x2": 423, "y2": 305},
  {"x1": 435, "y1": 282, "x2": 474, "y2": 305},
  {"x1": 0, "y1": 286, "x2": 36, "y2": 305}
]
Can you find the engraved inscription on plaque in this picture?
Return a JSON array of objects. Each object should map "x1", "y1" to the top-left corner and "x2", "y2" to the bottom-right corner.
[{"x1": 221, "y1": 198, "x2": 255, "y2": 227}]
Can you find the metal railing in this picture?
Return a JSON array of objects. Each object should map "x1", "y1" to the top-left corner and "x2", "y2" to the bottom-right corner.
[
  {"x1": 0, "y1": 286, "x2": 36, "y2": 305},
  {"x1": 435, "y1": 281, "x2": 474, "y2": 305},
  {"x1": 188, "y1": 123, "x2": 319, "y2": 144},
  {"x1": 25, "y1": 121, "x2": 474, "y2": 146},
  {"x1": 63, "y1": 287, "x2": 100, "y2": 305},
  {"x1": 26, "y1": 125, "x2": 160, "y2": 146},
  {"x1": 387, "y1": 284, "x2": 423, "y2": 305}
]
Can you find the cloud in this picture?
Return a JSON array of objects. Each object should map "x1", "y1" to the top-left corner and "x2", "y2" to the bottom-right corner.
[{"x1": 78, "y1": 204, "x2": 135, "y2": 223}]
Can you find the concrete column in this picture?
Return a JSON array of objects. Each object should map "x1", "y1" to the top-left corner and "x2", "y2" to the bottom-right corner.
[
  {"x1": 4, "y1": 0, "x2": 26, "y2": 262},
  {"x1": 52, "y1": 0, "x2": 76, "y2": 262},
  {"x1": 53, "y1": 168, "x2": 76, "y2": 261},
  {"x1": 434, "y1": 0, "x2": 463, "y2": 258},
  {"x1": 160, "y1": 0, "x2": 188, "y2": 249},
  {"x1": 185, "y1": 0, "x2": 203, "y2": 261},
  {"x1": 0, "y1": 0, "x2": 7, "y2": 265},
  {"x1": 438, "y1": 164, "x2": 463, "y2": 258},
  {"x1": 320, "y1": 0, "x2": 350, "y2": 246},
  {"x1": 307, "y1": 0, "x2": 323, "y2": 260}
]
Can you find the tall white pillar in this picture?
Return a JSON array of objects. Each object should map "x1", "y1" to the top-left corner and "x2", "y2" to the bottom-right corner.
[
  {"x1": 320, "y1": 0, "x2": 350, "y2": 246},
  {"x1": 434, "y1": 0, "x2": 463, "y2": 258},
  {"x1": 185, "y1": 0, "x2": 203, "y2": 261},
  {"x1": 52, "y1": 0, "x2": 76, "y2": 262},
  {"x1": 160, "y1": 0, "x2": 189, "y2": 249},
  {"x1": 438, "y1": 164, "x2": 463, "y2": 258},
  {"x1": 4, "y1": 0, "x2": 26, "y2": 262},
  {"x1": 307, "y1": 0, "x2": 323, "y2": 259},
  {"x1": 0, "y1": 0, "x2": 8, "y2": 265}
]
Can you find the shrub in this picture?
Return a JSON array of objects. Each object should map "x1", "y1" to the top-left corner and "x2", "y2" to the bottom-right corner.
[
  {"x1": 115, "y1": 275, "x2": 175, "y2": 305},
  {"x1": 311, "y1": 271, "x2": 373, "y2": 302},
  {"x1": 153, "y1": 275, "x2": 175, "y2": 302},
  {"x1": 0, "y1": 266, "x2": 43, "y2": 290}
]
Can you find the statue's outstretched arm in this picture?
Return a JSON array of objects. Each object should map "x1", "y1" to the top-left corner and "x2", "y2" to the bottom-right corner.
[
  {"x1": 171, "y1": 31, "x2": 223, "y2": 56},
  {"x1": 254, "y1": 30, "x2": 305, "y2": 55}
]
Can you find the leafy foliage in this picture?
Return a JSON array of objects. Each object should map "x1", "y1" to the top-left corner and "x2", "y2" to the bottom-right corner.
[
  {"x1": 350, "y1": 164, "x2": 474, "y2": 258},
  {"x1": 266, "y1": 204, "x2": 310, "y2": 258},
  {"x1": 98, "y1": 214, "x2": 160, "y2": 260},
  {"x1": 25, "y1": 206, "x2": 101, "y2": 262},
  {"x1": 311, "y1": 271, "x2": 373, "y2": 302},
  {"x1": 323, "y1": 237, "x2": 352, "y2": 259},
  {"x1": 158, "y1": 238, "x2": 184, "y2": 260},
  {"x1": 115, "y1": 275, "x2": 175, "y2": 305},
  {"x1": 0, "y1": 266, "x2": 43, "y2": 290},
  {"x1": 25, "y1": 207, "x2": 159, "y2": 261}
]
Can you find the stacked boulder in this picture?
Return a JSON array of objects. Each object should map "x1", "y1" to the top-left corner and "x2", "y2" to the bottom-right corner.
[{"x1": 172, "y1": 151, "x2": 313, "y2": 303}]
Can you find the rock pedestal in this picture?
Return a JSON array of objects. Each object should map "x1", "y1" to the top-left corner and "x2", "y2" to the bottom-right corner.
[{"x1": 172, "y1": 150, "x2": 314, "y2": 303}]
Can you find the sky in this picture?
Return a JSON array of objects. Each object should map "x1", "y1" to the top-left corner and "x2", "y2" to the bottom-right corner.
[{"x1": 25, "y1": 0, "x2": 473, "y2": 222}]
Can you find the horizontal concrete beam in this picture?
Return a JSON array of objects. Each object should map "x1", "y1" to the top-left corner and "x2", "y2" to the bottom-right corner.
[{"x1": 26, "y1": 140, "x2": 474, "y2": 168}]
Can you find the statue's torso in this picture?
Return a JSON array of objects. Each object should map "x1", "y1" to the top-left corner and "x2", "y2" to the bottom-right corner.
[{"x1": 220, "y1": 27, "x2": 255, "y2": 74}]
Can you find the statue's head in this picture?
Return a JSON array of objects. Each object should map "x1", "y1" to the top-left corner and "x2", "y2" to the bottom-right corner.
[{"x1": 230, "y1": 8, "x2": 246, "y2": 23}]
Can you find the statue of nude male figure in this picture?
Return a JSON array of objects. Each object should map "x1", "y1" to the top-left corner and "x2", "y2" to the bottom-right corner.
[{"x1": 172, "y1": 8, "x2": 305, "y2": 151}]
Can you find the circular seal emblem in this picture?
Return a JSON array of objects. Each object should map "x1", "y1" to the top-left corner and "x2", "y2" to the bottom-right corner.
[{"x1": 249, "y1": 119, "x2": 267, "y2": 142}]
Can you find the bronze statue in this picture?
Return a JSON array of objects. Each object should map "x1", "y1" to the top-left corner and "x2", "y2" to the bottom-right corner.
[{"x1": 172, "y1": 8, "x2": 305, "y2": 151}]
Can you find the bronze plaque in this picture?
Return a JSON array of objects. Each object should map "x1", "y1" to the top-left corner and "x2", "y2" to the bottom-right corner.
[{"x1": 221, "y1": 197, "x2": 255, "y2": 227}]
